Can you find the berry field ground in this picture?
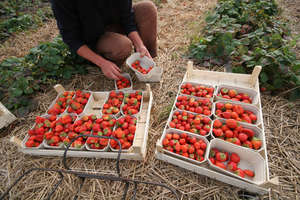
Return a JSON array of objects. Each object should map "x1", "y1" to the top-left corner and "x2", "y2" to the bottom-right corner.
[{"x1": 0, "y1": 0, "x2": 299, "y2": 199}]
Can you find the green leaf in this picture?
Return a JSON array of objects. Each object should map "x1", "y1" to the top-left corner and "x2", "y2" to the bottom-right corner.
[
  {"x1": 260, "y1": 72, "x2": 269, "y2": 83},
  {"x1": 11, "y1": 88, "x2": 23, "y2": 97}
]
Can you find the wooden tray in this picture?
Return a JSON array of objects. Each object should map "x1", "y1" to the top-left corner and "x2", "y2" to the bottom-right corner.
[
  {"x1": 155, "y1": 61, "x2": 278, "y2": 194},
  {"x1": 12, "y1": 84, "x2": 153, "y2": 161}
]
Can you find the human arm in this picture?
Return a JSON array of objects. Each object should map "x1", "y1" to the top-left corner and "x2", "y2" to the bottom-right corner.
[{"x1": 77, "y1": 45, "x2": 122, "y2": 80}]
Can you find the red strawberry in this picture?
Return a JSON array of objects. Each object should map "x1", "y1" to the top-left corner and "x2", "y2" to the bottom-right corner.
[
  {"x1": 251, "y1": 137, "x2": 262, "y2": 150},
  {"x1": 227, "y1": 161, "x2": 238, "y2": 171},
  {"x1": 234, "y1": 168, "x2": 245, "y2": 178},
  {"x1": 215, "y1": 161, "x2": 226, "y2": 169},
  {"x1": 215, "y1": 152, "x2": 227, "y2": 162},
  {"x1": 230, "y1": 153, "x2": 240, "y2": 163},
  {"x1": 243, "y1": 169, "x2": 255, "y2": 177}
]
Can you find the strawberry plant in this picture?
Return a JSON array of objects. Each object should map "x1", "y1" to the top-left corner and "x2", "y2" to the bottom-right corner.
[
  {"x1": 189, "y1": 0, "x2": 300, "y2": 100},
  {"x1": 0, "y1": 37, "x2": 87, "y2": 116}
]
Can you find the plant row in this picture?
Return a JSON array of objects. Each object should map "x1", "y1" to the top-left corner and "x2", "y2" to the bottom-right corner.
[{"x1": 189, "y1": 0, "x2": 300, "y2": 100}]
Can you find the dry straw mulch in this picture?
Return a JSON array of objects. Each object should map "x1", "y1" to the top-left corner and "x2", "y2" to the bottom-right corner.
[{"x1": 1, "y1": 0, "x2": 300, "y2": 199}]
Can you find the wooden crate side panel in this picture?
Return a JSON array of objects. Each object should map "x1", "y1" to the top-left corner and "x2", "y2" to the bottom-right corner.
[
  {"x1": 184, "y1": 70, "x2": 259, "y2": 91},
  {"x1": 0, "y1": 102, "x2": 17, "y2": 129}
]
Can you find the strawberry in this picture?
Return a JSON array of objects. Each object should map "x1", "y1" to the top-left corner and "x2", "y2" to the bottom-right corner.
[
  {"x1": 215, "y1": 161, "x2": 226, "y2": 169},
  {"x1": 243, "y1": 169, "x2": 255, "y2": 177},
  {"x1": 227, "y1": 161, "x2": 238, "y2": 171},
  {"x1": 234, "y1": 168, "x2": 245, "y2": 178},
  {"x1": 226, "y1": 119, "x2": 237, "y2": 129},
  {"x1": 238, "y1": 133, "x2": 248, "y2": 142},
  {"x1": 251, "y1": 137, "x2": 262, "y2": 150},
  {"x1": 230, "y1": 153, "x2": 240, "y2": 163},
  {"x1": 215, "y1": 152, "x2": 227, "y2": 162}
]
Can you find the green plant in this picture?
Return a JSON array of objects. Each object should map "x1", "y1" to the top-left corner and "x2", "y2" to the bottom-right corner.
[
  {"x1": 0, "y1": 37, "x2": 88, "y2": 115},
  {"x1": 189, "y1": 0, "x2": 300, "y2": 100}
]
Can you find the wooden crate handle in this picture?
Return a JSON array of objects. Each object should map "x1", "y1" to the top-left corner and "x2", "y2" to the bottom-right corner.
[
  {"x1": 187, "y1": 61, "x2": 194, "y2": 80},
  {"x1": 10, "y1": 136, "x2": 22, "y2": 147},
  {"x1": 249, "y1": 66, "x2": 262, "y2": 88},
  {"x1": 54, "y1": 84, "x2": 66, "y2": 94}
]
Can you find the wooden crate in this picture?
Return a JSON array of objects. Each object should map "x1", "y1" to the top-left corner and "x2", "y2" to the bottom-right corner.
[
  {"x1": 0, "y1": 102, "x2": 16, "y2": 130},
  {"x1": 155, "y1": 61, "x2": 279, "y2": 194},
  {"x1": 12, "y1": 84, "x2": 153, "y2": 161}
]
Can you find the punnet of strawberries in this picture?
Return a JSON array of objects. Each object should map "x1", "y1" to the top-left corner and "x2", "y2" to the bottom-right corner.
[
  {"x1": 63, "y1": 114, "x2": 94, "y2": 149},
  {"x1": 215, "y1": 102, "x2": 258, "y2": 124},
  {"x1": 25, "y1": 115, "x2": 57, "y2": 147},
  {"x1": 116, "y1": 76, "x2": 131, "y2": 90},
  {"x1": 67, "y1": 90, "x2": 90, "y2": 114},
  {"x1": 180, "y1": 83, "x2": 214, "y2": 98},
  {"x1": 47, "y1": 91, "x2": 75, "y2": 115},
  {"x1": 162, "y1": 131, "x2": 207, "y2": 162},
  {"x1": 131, "y1": 60, "x2": 153, "y2": 74},
  {"x1": 121, "y1": 91, "x2": 142, "y2": 115},
  {"x1": 176, "y1": 95, "x2": 212, "y2": 116},
  {"x1": 169, "y1": 110, "x2": 211, "y2": 136},
  {"x1": 110, "y1": 115, "x2": 137, "y2": 150},
  {"x1": 102, "y1": 91, "x2": 124, "y2": 115},
  {"x1": 44, "y1": 114, "x2": 77, "y2": 147},
  {"x1": 209, "y1": 148, "x2": 255, "y2": 179},
  {"x1": 212, "y1": 119, "x2": 262, "y2": 150},
  {"x1": 85, "y1": 115, "x2": 116, "y2": 150},
  {"x1": 217, "y1": 88, "x2": 253, "y2": 104}
]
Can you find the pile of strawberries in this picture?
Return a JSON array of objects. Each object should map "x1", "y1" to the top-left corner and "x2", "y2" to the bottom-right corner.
[
  {"x1": 86, "y1": 115, "x2": 116, "y2": 150},
  {"x1": 209, "y1": 148, "x2": 255, "y2": 178},
  {"x1": 176, "y1": 95, "x2": 212, "y2": 116},
  {"x1": 67, "y1": 90, "x2": 90, "y2": 115},
  {"x1": 169, "y1": 111, "x2": 211, "y2": 136},
  {"x1": 162, "y1": 132, "x2": 207, "y2": 162},
  {"x1": 102, "y1": 91, "x2": 124, "y2": 115},
  {"x1": 116, "y1": 76, "x2": 131, "y2": 90},
  {"x1": 131, "y1": 60, "x2": 153, "y2": 74},
  {"x1": 62, "y1": 115, "x2": 95, "y2": 149},
  {"x1": 215, "y1": 102, "x2": 257, "y2": 124},
  {"x1": 212, "y1": 119, "x2": 262, "y2": 150},
  {"x1": 47, "y1": 91, "x2": 75, "y2": 115},
  {"x1": 217, "y1": 88, "x2": 252, "y2": 104},
  {"x1": 122, "y1": 91, "x2": 142, "y2": 115},
  {"x1": 180, "y1": 83, "x2": 214, "y2": 98},
  {"x1": 110, "y1": 115, "x2": 137, "y2": 150},
  {"x1": 44, "y1": 114, "x2": 77, "y2": 147},
  {"x1": 25, "y1": 115, "x2": 57, "y2": 147}
]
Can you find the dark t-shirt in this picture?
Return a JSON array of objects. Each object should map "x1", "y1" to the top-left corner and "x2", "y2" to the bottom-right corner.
[{"x1": 50, "y1": 0, "x2": 137, "y2": 52}]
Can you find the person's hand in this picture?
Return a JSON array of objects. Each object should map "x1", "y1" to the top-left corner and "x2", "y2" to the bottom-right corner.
[
  {"x1": 98, "y1": 60, "x2": 122, "y2": 80},
  {"x1": 136, "y1": 45, "x2": 152, "y2": 59}
]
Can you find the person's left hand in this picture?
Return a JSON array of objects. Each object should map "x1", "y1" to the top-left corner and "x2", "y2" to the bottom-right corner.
[{"x1": 136, "y1": 45, "x2": 152, "y2": 59}]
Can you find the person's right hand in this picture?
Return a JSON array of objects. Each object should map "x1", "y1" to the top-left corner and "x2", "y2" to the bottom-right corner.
[{"x1": 98, "y1": 60, "x2": 122, "y2": 80}]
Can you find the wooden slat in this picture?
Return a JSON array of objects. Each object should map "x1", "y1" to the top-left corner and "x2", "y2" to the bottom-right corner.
[{"x1": 0, "y1": 102, "x2": 17, "y2": 129}]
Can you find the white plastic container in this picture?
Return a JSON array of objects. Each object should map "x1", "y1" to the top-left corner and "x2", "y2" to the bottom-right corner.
[
  {"x1": 121, "y1": 90, "x2": 143, "y2": 117},
  {"x1": 211, "y1": 118, "x2": 265, "y2": 152},
  {"x1": 21, "y1": 114, "x2": 53, "y2": 149},
  {"x1": 46, "y1": 91, "x2": 75, "y2": 116},
  {"x1": 207, "y1": 138, "x2": 266, "y2": 185},
  {"x1": 159, "y1": 128, "x2": 209, "y2": 165},
  {"x1": 114, "y1": 73, "x2": 133, "y2": 91},
  {"x1": 213, "y1": 100, "x2": 261, "y2": 126},
  {"x1": 67, "y1": 90, "x2": 92, "y2": 116},
  {"x1": 110, "y1": 115, "x2": 137, "y2": 152},
  {"x1": 179, "y1": 81, "x2": 215, "y2": 101},
  {"x1": 215, "y1": 84, "x2": 258, "y2": 106},
  {"x1": 126, "y1": 52, "x2": 162, "y2": 82},
  {"x1": 101, "y1": 91, "x2": 124, "y2": 119},
  {"x1": 166, "y1": 109, "x2": 212, "y2": 137},
  {"x1": 43, "y1": 114, "x2": 78, "y2": 150},
  {"x1": 175, "y1": 94, "x2": 213, "y2": 117}
]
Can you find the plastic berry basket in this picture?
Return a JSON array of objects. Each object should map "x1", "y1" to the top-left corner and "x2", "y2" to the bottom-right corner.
[
  {"x1": 120, "y1": 90, "x2": 143, "y2": 117},
  {"x1": 159, "y1": 128, "x2": 210, "y2": 165},
  {"x1": 207, "y1": 138, "x2": 266, "y2": 185},
  {"x1": 114, "y1": 73, "x2": 133, "y2": 91}
]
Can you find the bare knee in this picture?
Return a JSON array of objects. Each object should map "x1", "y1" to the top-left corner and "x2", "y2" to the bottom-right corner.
[
  {"x1": 134, "y1": 1, "x2": 157, "y2": 15},
  {"x1": 109, "y1": 37, "x2": 132, "y2": 61}
]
